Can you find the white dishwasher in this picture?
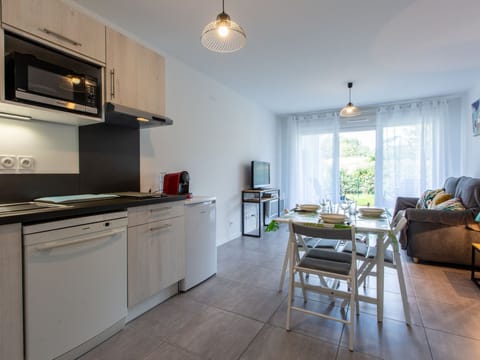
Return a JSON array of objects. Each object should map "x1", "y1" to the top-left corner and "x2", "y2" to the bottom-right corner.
[
  {"x1": 180, "y1": 198, "x2": 217, "y2": 291},
  {"x1": 23, "y1": 211, "x2": 128, "y2": 360}
]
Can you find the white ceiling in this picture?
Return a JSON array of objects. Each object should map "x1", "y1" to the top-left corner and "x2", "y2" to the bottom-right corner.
[{"x1": 73, "y1": 0, "x2": 480, "y2": 115}]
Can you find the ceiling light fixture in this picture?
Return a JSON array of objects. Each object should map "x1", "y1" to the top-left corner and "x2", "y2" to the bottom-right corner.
[
  {"x1": 201, "y1": 0, "x2": 246, "y2": 53},
  {"x1": 339, "y1": 82, "x2": 361, "y2": 117}
]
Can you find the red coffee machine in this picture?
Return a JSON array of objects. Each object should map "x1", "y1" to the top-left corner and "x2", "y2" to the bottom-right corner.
[{"x1": 163, "y1": 171, "x2": 190, "y2": 196}]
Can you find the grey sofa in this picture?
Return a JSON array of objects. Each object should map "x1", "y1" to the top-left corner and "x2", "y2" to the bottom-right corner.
[{"x1": 394, "y1": 176, "x2": 480, "y2": 266}]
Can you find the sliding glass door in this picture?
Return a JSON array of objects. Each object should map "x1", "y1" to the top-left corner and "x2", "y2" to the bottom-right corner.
[{"x1": 339, "y1": 130, "x2": 375, "y2": 206}]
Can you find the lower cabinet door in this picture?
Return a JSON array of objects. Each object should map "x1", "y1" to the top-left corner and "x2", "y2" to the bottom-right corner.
[
  {"x1": 128, "y1": 216, "x2": 185, "y2": 307},
  {"x1": 0, "y1": 223, "x2": 23, "y2": 360}
]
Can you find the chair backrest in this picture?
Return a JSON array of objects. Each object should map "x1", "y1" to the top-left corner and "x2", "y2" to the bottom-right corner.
[
  {"x1": 387, "y1": 210, "x2": 407, "y2": 250},
  {"x1": 390, "y1": 210, "x2": 407, "y2": 233},
  {"x1": 289, "y1": 221, "x2": 357, "y2": 255}
]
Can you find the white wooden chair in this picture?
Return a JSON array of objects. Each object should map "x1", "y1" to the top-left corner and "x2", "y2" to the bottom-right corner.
[
  {"x1": 355, "y1": 211, "x2": 411, "y2": 325},
  {"x1": 286, "y1": 221, "x2": 358, "y2": 351}
]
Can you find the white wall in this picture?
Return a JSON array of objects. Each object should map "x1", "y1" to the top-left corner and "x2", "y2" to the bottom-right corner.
[
  {"x1": 140, "y1": 56, "x2": 278, "y2": 245},
  {"x1": 462, "y1": 76, "x2": 480, "y2": 177},
  {"x1": 0, "y1": 118, "x2": 78, "y2": 173}
]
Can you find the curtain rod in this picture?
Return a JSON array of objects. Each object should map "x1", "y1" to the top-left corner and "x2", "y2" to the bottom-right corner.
[{"x1": 281, "y1": 92, "x2": 466, "y2": 118}]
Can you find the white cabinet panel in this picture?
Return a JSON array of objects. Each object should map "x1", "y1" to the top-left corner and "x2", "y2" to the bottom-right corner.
[
  {"x1": 2, "y1": 0, "x2": 106, "y2": 63},
  {"x1": 0, "y1": 223, "x2": 23, "y2": 360},
  {"x1": 128, "y1": 201, "x2": 184, "y2": 227},
  {"x1": 127, "y1": 203, "x2": 185, "y2": 308},
  {"x1": 106, "y1": 28, "x2": 165, "y2": 115}
]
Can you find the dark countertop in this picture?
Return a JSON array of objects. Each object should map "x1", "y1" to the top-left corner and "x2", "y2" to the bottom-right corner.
[{"x1": 0, "y1": 194, "x2": 188, "y2": 226}]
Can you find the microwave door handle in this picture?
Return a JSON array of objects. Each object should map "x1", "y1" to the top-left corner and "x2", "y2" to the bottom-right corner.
[{"x1": 39, "y1": 28, "x2": 82, "y2": 47}]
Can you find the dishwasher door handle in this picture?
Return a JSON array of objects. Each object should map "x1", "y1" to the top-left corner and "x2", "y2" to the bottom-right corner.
[{"x1": 35, "y1": 227, "x2": 125, "y2": 251}]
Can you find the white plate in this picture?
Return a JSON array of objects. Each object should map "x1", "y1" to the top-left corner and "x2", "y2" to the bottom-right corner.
[
  {"x1": 358, "y1": 207, "x2": 385, "y2": 217},
  {"x1": 320, "y1": 213, "x2": 347, "y2": 224},
  {"x1": 298, "y1": 204, "x2": 320, "y2": 212}
]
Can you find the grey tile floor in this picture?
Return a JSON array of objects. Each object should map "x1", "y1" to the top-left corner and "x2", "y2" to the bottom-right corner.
[{"x1": 81, "y1": 226, "x2": 480, "y2": 360}]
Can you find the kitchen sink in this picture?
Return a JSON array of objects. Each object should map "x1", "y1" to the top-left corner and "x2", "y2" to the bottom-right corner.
[{"x1": 0, "y1": 201, "x2": 71, "y2": 216}]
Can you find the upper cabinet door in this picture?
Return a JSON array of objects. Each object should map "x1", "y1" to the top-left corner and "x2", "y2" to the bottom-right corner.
[
  {"x1": 106, "y1": 27, "x2": 165, "y2": 115},
  {"x1": 1, "y1": 0, "x2": 106, "y2": 63}
]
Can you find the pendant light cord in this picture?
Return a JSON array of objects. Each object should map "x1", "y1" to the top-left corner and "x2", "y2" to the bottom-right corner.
[{"x1": 222, "y1": 0, "x2": 225, "y2": 13}]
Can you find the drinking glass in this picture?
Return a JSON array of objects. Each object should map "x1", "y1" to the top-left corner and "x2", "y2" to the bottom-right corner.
[
  {"x1": 349, "y1": 200, "x2": 357, "y2": 216},
  {"x1": 340, "y1": 200, "x2": 351, "y2": 215},
  {"x1": 319, "y1": 198, "x2": 327, "y2": 212}
]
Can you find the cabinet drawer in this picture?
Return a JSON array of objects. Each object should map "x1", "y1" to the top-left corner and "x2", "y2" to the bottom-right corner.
[
  {"x1": 127, "y1": 216, "x2": 185, "y2": 307},
  {"x1": 128, "y1": 201, "x2": 184, "y2": 227},
  {"x1": 2, "y1": 0, "x2": 106, "y2": 63}
]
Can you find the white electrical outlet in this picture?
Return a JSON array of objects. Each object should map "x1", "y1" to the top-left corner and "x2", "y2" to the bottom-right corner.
[
  {"x1": 0, "y1": 155, "x2": 17, "y2": 170},
  {"x1": 18, "y1": 155, "x2": 34, "y2": 170}
]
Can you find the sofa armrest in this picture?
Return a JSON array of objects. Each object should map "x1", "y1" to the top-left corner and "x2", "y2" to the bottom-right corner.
[
  {"x1": 405, "y1": 208, "x2": 476, "y2": 226},
  {"x1": 393, "y1": 196, "x2": 419, "y2": 215}
]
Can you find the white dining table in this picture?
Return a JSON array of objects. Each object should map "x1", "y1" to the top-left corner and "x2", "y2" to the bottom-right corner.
[{"x1": 274, "y1": 210, "x2": 393, "y2": 322}]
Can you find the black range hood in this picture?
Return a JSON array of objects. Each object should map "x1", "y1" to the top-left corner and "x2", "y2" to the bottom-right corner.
[{"x1": 104, "y1": 102, "x2": 173, "y2": 128}]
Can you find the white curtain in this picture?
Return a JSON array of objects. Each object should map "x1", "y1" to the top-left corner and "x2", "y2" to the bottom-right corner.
[
  {"x1": 375, "y1": 98, "x2": 460, "y2": 208},
  {"x1": 283, "y1": 112, "x2": 340, "y2": 209},
  {"x1": 282, "y1": 96, "x2": 461, "y2": 210}
]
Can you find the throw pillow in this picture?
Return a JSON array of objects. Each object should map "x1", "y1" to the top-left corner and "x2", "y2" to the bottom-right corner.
[
  {"x1": 433, "y1": 197, "x2": 466, "y2": 211},
  {"x1": 416, "y1": 188, "x2": 444, "y2": 209},
  {"x1": 429, "y1": 192, "x2": 453, "y2": 208}
]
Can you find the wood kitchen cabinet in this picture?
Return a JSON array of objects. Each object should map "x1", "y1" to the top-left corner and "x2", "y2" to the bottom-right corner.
[
  {"x1": 0, "y1": 223, "x2": 23, "y2": 360},
  {"x1": 127, "y1": 202, "x2": 185, "y2": 308},
  {"x1": 1, "y1": 0, "x2": 106, "y2": 63},
  {"x1": 106, "y1": 27, "x2": 165, "y2": 115}
]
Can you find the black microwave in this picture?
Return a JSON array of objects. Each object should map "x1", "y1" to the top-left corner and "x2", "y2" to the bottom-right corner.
[{"x1": 4, "y1": 33, "x2": 101, "y2": 117}]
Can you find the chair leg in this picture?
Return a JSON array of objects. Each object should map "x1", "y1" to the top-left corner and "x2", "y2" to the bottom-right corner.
[
  {"x1": 319, "y1": 276, "x2": 336, "y2": 303},
  {"x1": 356, "y1": 293, "x2": 360, "y2": 316},
  {"x1": 286, "y1": 242, "x2": 296, "y2": 331},
  {"x1": 357, "y1": 261, "x2": 375, "y2": 290},
  {"x1": 299, "y1": 271, "x2": 307, "y2": 303},
  {"x1": 348, "y1": 275, "x2": 356, "y2": 351},
  {"x1": 286, "y1": 273, "x2": 294, "y2": 331},
  {"x1": 393, "y1": 251, "x2": 412, "y2": 326},
  {"x1": 279, "y1": 241, "x2": 291, "y2": 292}
]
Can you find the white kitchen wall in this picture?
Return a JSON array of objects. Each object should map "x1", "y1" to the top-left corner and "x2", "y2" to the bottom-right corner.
[
  {"x1": 140, "y1": 56, "x2": 278, "y2": 245},
  {"x1": 462, "y1": 76, "x2": 480, "y2": 177},
  {"x1": 0, "y1": 118, "x2": 78, "y2": 173}
]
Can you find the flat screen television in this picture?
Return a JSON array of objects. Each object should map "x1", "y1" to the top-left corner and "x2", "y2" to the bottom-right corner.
[{"x1": 251, "y1": 160, "x2": 270, "y2": 189}]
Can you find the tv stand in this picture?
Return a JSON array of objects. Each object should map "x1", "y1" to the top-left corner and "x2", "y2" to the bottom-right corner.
[{"x1": 242, "y1": 188, "x2": 280, "y2": 237}]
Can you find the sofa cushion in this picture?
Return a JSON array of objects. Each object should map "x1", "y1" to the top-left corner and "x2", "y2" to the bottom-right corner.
[
  {"x1": 433, "y1": 197, "x2": 465, "y2": 211},
  {"x1": 405, "y1": 208, "x2": 475, "y2": 226},
  {"x1": 453, "y1": 177, "x2": 480, "y2": 209},
  {"x1": 444, "y1": 177, "x2": 461, "y2": 195},
  {"x1": 429, "y1": 192, "x2": 453, "y2": 208}
]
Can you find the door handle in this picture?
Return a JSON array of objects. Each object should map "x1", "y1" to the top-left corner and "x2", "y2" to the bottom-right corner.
[
  {"x1": 35, "y1": 228, "x2": 125, "y2": 251},
  {"x1": 150, "y1": 224, "x2": 172, "y2": 232},
  {"x1": 39, "y1": 28, "x2": 82, "y2": 47},
  {"x1": 150, "y1": 207, "x2": 172, "y2": 212},
  {"x1": 110, "y1": 69, "x2": 115, "y2": 99}
]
